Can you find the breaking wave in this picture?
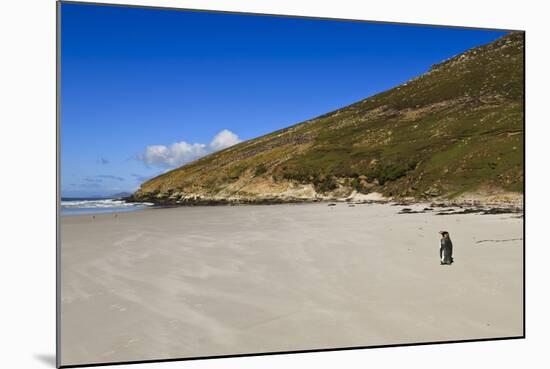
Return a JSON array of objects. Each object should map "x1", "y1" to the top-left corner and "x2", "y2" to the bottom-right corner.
[{"x1": 61, "y1": 198, "x2": 154, "y2": 215}]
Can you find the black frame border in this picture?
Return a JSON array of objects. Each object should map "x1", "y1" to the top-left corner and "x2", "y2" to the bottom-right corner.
[{"x1": 55, "y1": 1, "x2": 526, "y2": 368}]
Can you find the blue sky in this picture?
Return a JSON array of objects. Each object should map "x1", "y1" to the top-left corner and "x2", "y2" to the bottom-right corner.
[{"x1": 60, "y1": 2, "x2": 507, "y2": 197}]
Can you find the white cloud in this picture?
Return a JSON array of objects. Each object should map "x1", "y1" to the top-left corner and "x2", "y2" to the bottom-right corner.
[
  {"x1": 209, "y1": 129, "x2": 242, "y2": 151},
  {"x1": 138, "y1": 129, "x2": 241, "y2": 168},
  {"x1": 139, "y1": 142, "x2": 207, "y2": 167}
]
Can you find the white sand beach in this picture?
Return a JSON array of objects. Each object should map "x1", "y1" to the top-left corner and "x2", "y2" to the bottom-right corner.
[{"x1": 60, "y1": 203, "x2": 523, "y2": 366}]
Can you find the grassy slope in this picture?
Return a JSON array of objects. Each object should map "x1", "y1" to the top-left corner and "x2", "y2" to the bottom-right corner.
[{"x1": 133, "y1": 32, "x2": 524, "y2": 203}]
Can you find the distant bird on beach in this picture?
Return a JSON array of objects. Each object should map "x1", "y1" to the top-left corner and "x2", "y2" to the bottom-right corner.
[{"x1": 439, "y1": 231, "x2": 454, "y2": 265}]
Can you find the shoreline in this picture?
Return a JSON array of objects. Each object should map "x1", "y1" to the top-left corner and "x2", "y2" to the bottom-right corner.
[
  {"x1": 123, "y1": 195, "x2": 523, "y2": 214},
  {"x1": 63, "y1": 194, "x2": 523, "y2": 218}
]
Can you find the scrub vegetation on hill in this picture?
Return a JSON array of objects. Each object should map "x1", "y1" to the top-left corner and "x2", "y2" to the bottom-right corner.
[{"x1": 131, "y1": 32, "x2": 524, "y2": 205}]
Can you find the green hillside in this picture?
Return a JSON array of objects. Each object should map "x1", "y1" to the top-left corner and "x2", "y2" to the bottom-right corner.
[{"x1": 131, "y1": 32, "x2": 524, "y2": 205}]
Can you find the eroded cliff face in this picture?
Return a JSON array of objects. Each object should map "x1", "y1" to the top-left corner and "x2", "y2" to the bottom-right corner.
[{"x1": 131, "y1": 32, "x2": 524, "y2": 205}]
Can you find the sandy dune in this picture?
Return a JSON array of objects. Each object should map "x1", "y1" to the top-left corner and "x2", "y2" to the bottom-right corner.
[{"x1": 60, "y1": 203, "x2": 523, "y2": 366}]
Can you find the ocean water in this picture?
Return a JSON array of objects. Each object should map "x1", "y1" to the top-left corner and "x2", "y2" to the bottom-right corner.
[{"x1": 61, "y1": 198, "x2": 154, "y2": 216}]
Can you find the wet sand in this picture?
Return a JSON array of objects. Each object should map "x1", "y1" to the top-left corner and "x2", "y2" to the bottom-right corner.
[{"x1": 60, "y1": 203, "x2": 523, "y2": 366}]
